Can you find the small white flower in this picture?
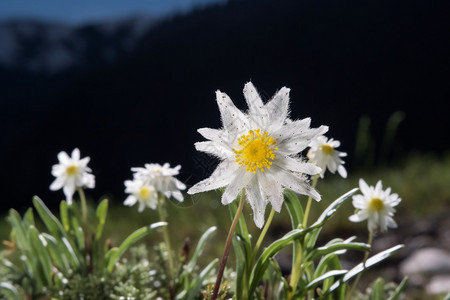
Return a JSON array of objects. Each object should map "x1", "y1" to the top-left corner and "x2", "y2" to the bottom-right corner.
[
  {"x1": 349, "y1": 179, "x2": 401, "y2": 233},
  {"x1": 124, "y1": 163, "x2": 186, "y2": 211},
  {"x1": 307, "y1": 135, "x2": 347, "y2": 178},
  {"x1": 124, "y1": 178, "x2": 159, "y2": 212},
  {"x1": 188, "y1": 82, "x2": 328, "y2": 228},
  {"x1": 50, "y1": 148, "x2": 95, "y2": 204}
]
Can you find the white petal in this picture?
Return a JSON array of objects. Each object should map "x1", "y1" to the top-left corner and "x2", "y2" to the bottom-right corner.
[
  {"x1": 338, "y1": 165, "x2": 347, "y2": 178},
  {"x1": 352, "y1": 195, "x2": 367, "y2": 209},
  {"x1": 245, "y1": 178, "x2": 267, "y2": 228},
  {"x1": 195, "y1": 141, "x2": 232, "y2": 159},
  {"x1": 216, "y1": 90, "x2": 248, "y2": 135},
  {"x1": 172, "y1": 191, "x2": 184, "y2": 202},
  {"x1": 187, "y1": 159, "x2": 237, "y2": 194},
  {"x1": 71, "y1": 148, "x2": 80, "y2": 161},
  {"x1": 50, "y1": 177, "x2": 65, "y2": 191},
  {"x1": 257, "y1": 172, "x2": 283, "y2": 212},
  {"x1": 265, "y1": 87, "x2": 290, "y2": 129},
  {"x1": 198, "y1": 128, "x2": 229, "y2": 145},
  {"x1": 243, "y1": 82, "x2": 267, "y2": 125},
  {"x1": 63, "y1": 183, "x2": 76, "y2": 205},
  {"x1": 124, "y1": 195, "x2": 137, "y2": 206},
  {"x1": 222, "y1": 170, "x2": 252, "y2": 205},
  {"x1": 275, "y1": 156, "x2": 321, "y2": 176},
  {"x1": 272, "y1": 167, "x2": 321, "y2": 201},
  {"x1": 57, "y1": 151, "x2": 70, "y2": 165},
  {"x1": 359, "y1": 179, "x2": 371, "y2": 196},
  {"x1": 349, "y1": 211, "x2": 368, "y2": 222}
]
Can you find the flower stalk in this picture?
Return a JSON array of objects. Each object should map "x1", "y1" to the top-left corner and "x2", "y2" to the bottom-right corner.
[
  {"x1": 157, "y1": 194, "x2": 175, "y2": 280},
  {"x1": 77, "y1": 187, "x2": 88, "y2": 224},
  {"x1": 211, "y1": 191, "x2": 245, "y2": 300}
]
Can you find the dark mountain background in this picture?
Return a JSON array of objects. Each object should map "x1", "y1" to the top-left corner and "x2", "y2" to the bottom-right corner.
[{"x1": 1, "y1": 0, "x2": 449, "y2": 212}]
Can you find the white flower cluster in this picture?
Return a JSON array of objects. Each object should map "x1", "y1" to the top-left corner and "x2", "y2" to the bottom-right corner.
[{"x1": 124, "y1": 163, "x2": 186, "y2": 212}]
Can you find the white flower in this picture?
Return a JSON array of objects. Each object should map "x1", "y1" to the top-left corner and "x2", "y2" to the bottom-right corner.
[
  {"x1": 307, "y1": 135, "x2": 347, "y2": 178},
  {"x1": 124, "y1": 163, "x2": 186, "y2": 211},
  {"x1": 50, "y1": 148, "x2": 95, "y2": 204},
  {"x1": 187, "y1": 82, "x2": 328, "y2": 228},
  {"x1": 124, "y1": 178, "x2": 159, "y2": 212},
  {"x1": 349, "y1": 179, "x2": 401, "y2": 233}
]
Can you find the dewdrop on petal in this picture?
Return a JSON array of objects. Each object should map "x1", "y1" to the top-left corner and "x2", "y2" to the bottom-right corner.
[
  {"x1": 188, "y1": 82, "x2": 328, "y2": 228},
  {"x1": 349, "y1": 179, "x2": 401, "y2": 233},
  {"x1": 49, "y1": 148, "x2": 95, "y2": 205},
  {"x1": 307, "y1": 135, "x2": 347, "y2": 178}
]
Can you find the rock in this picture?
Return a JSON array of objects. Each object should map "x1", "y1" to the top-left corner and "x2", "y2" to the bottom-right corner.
[{"x1": 400, "y1": 248, "x2": 450, "y2": 276}]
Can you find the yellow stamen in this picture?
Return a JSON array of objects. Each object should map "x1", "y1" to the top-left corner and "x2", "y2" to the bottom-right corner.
[
  {"x1": 369, "y1": 197, "x2": 384, "y2": 211},
  {"x1": 321, "y1": 144, "x2": 334, "y2": 155},
  {"x1": 139, "y1": 186, "x2": 151, "y2": 199},
  {"x1": 66, "y1": 165, "x2": 78, "y2": 176},
  {"x1": 232, "y1": 129, "x2": 278, "y2": 173}
]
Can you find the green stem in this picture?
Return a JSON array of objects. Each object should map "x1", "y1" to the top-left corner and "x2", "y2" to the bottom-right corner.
[
  {"x1": 346, "y1": 230, "x2": 374, "y2": 300},
  {"x1": 77, "y1": 187, "x2": 87, "y2": 224},
  {"x1": 157, "y1": 195, "x2": 175, "y2": 281},
  {"x1": 211, "y1": 191, "x2": 245, "y2": 300},
  {"x1": 252, "y1": 208, "x2": 275, "y2": 258},
  {"x1": 302, "y1": 174, "x2": 319, "y2": 228},
  {"x1": 288, "y1": 242, "x2": 303, "y2": 300}
]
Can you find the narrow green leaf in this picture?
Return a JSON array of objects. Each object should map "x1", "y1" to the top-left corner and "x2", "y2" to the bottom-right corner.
[
  {"x1": 372, "y1": 278, "x2": 385, "y2": 300},
  {"x1": 106, "y1": 222, "x2": 167, "y2": 273},
  {"x1": 28, "y1": 225, "x2": 53, "y2": 286},
  {"x1": 306, "y1": 241, "x2": 370, "y2": 261},
  {"x1": 7, "y1": 209, "x2": 30, "y2": 250},
  {"x1": 321, "y1": 245, "x2": 404, "y2": 298},
  {"x1": 23, "y1": 208, "x2": 35, "y2": 228},
  {"x1": 283, "y1": 189, "x2": 304, "y2": 229},
  {"x1": 33, "y1": 196, "x2": 66, "y2": 238},
  {"x1": 387, "y1": 277, "x2": 408, "y2": 300},
  {"x1": 304, "y1": 270, "x2": 347, "y2": 291},
  {"x1": 186, "y1": 226, "x2": 217, "y2": 273},
  {"x1": 0, "y1": 282, "x2": 20, "y2": 299},
  {"x1": 41, "y1": 233, "x2": 69, "y2": 271},
  {"x1": 95, "y1": 199, "x2": 108, "y2": 240},
  {"x1": 306, "y1": 188, "x2": 359, "y2": 250}
]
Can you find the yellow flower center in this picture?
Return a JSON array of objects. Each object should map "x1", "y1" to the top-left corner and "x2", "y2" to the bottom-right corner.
[
  {"x1": 66, "y1": 165, "x2": 78, "y2": 176},
  {"x1": 233, "y1": 129, "x2": 278, "y2": 173},
  {"x1": 139, "y1": 186, "x2": 151, "y2": 199},
  {"x1": 369, "y1": 197, "x2": 384, "y2": 211},
  {"x1": 321, "y1": 144, "x2": 334, "y2": 155}
]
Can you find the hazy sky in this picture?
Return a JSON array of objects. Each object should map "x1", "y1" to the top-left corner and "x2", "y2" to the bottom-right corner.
[{"x1": 0, "y1": 0, "x2": 225, "y2": 24}]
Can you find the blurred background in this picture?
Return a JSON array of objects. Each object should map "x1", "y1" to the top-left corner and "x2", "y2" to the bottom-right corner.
[{"x1": 1, "y1": 0, "x2": 449, "y2": 298}]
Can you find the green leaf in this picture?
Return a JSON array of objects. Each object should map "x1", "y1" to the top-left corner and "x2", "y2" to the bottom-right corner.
[
  {"x1": 95, "y1": 199, "x2": 108, "y2": 240},
  {"x1": 28, "y1": 225, "x2": 53, "y2": 286},
  {"x1": 32, "y1": 196, "x2": 66, "y2": 238},
  {"x1": 283, "y1": 189, "x2": 304, "y2": 229},
  {"x1": 306, "y1": 188, "x2": 359, "y2": 250},
  {"x1": 186, "y1": 226, "x2": 217, "y2": 273},
  {"x1": 249, "y1": 227, "x2": 316, "y2": 295},
  {"x1": 371, "y1": 278, "x2": 385, "y2": 300},
  {"x1": 232, "y1": 234, "x2": 251, "y2": 300},
  {"x1": 387, "y1": 277, "x2": 408, "y2": 300},
  {"x1": 7, "y1": 209, "x2": 30, "y2": 250},
  {"x1": 303, "y1": 270, "x2": 347, "y2": 292},
  {"x1": 41, "y1": 233, "x2": 70, "y2": 271},
  {"x1": 0, "y1": 282, "x2": 20, "y2": 300},
  {"x1": 306, "y1": 241, "x2": 370, "y2": 261},
  {"x1": 106, "y1": 222, "x2": 167, "y2": 273},
  {"x1": 23, "y1": 208, "x2": 35, "y2": 228},
  {"x1": 321, "y1": 245, "x2": 404, "y2": 298}
]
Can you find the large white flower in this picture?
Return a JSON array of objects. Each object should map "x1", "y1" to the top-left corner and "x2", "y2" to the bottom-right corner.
[
  {"x1": 307, "y1": 135, "x2": 347, "y2": 178},
  {"x1": 187, "y1": 82, "x2": 328, "y2": 228},
  {"x1": 124, "y1": 163, "x2": 186, "y2": 211},
  {"x1": 349, "y1": 179, "x2": 401, "y2": 233},
  {"x1": 50, "y1": 148, "x2": 95, "y2": 204}
]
